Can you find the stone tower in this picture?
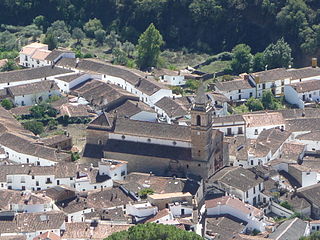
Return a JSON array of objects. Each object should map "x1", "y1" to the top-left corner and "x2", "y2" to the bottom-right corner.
[{"x1": 191, "y1": 82, "x2": 214, "y2": 162}]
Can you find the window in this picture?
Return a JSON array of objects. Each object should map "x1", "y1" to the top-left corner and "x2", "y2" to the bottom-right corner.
[
  {"x1": 172, "y1": 141, "x2": 177, "y2": 145},
  {"x1": 238, "y1": 127, "x2": 243, "y2": 134},
  {"x1": 227, "y1": 128, "x2": 232, "y2": 136},
  {"x1": 238, "y1": 89, "x2": 241, "y2": 93},
  {"x1": 262, "y1": 83, "x2": 266, "y2": 89},
  {"x1": 253, "y1": 187, "x2": 256, "y2": 194},
  {"x1": 246, "y1": 191, "x2": 248, "y2": 198},
  {"x1": 32, "y1": 175, "x2": 35, "y2": 180},
  {"x1": 147, "y1": 138, "x2": 151, "y2": 143},
  {"x1": 254, "y1": 129, "x2": 258, "y2": 135},
  {"x1": 249, "y1": 92, "x2": 253, "y2": 97},
  {"x1": 121, "y1": 135, "x2": 125, "y2": 140},
  {"x1": 196, "y1": 115, "x2": 201, "y2": 126},
  {"x1": 198, "y1": 164, "x2": 201, "y2": 167},
  {"x1": 57, "y1": 180, "x2": 60, "y2": 185},
  {"x1": 259, "y1": 183, "x2": 261, "y2": 191},
  {"x1": 98, "y1": 139, "x2": 102, "y2": 145},
  {"x1": 22, "y1": 186, "x2": 25, "y2": 190},
  {"x1": 198, "y1": 150, "x2": 201, "y2": 156},
  {"x1": 251, "y1": 160, "x2": 254, "y2": 165},
  {"x1": 26, "y1": 158, "x2": 29, "y2": 163}
]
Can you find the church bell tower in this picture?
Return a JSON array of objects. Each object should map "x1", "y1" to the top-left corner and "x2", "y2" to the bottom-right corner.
[{"x1": 191, "y1": 82, "x2": 214, "y2": 162}]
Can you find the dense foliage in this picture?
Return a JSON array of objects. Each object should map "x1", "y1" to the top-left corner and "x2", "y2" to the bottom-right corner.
[
  {"x1": 105, "y1": 223, "x2": 203, "y2": 240},
  {"x1": 1, "y1": 0, "x2": 320, "y2": 65}
]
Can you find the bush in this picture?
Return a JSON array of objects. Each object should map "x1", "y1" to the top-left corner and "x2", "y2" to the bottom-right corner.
[
  {"x1": 246, "y1": 97, "x2": 264, "y2": 111},
  {"x1": 47, "y1": 119, "x2": 58, "y2": 130},
  {"x1": 1, "y1": 98, "x2": 14, "y2": 110},
  {"x1": 23, "y1": 121, "x2": 44, "y2": 135},
  {"x1": 280, "y1": 201, "x2": 293, "y2": 210},
  {"x1": 71, "y1": 152, "x2": 80, "y2": 161},
  {"x1": 138, "y1": 188, "x2": 154, "y2": 199}
]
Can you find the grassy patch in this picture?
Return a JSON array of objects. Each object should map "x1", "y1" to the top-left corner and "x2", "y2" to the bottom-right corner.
[{"x1": 198, "y1": 60, "x2": 231, "y2": 73}]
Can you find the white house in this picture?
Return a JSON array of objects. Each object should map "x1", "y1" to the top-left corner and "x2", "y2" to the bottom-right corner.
[
  {"x1": 0, "y1": 190, "x2": 57, "y2": 213},
  {"x1": 205, "y1": 196, "x2": 266, "y2": 232},
  {"x1": 57, "y1": 58, "x2": 173, "y2": 108},
  {"x1": 211, "y1": 166, "x2": 265, "y2": 205},
  {"x1": 0, "y1": 161, "x2": 115, "y2": 192},
  {"x1": 98, "y1": 158, "x2": 128, "y2": 181},
  {"x1": 6, "y1": 80, "x2": 61, "y2": 106},
  {"x1": 212, "y1": 115, "x2": 245, "y2": 136},
  {"x1": 19, "y1": 42, "x2": 50, "y2": 68},
  {"x1": 0, "y1": 66, "x2": 75, "y2": 90},
  {"x1": 242, "y1": 112, "x2": 286, "y2": 139},
  {"x1": 214, "y1": 78, "x2": 256, "y2": 101},
  {"x1": 53, "y1": 73, "x2": 93, "y2": 93},
  {"x1": 248, "y1": 68, "x2": 291, "y2": 97},
  {"x1": 0, "y1": 211, "x2": 65, "y2": 240},
  {"x1": 285, "y1": 80, "x2": 320, "y2": 108},
  {"x1": 19, "y1": 43, "x2": 76, "y2": 68},
  {"x1": 126, "y1": 202, "x2": 158, "y2": 221},
  {"x1": 153, "y1": 69, "x2": 186, "y2": 86}
]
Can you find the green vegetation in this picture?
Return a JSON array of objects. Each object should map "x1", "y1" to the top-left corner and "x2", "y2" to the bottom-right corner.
[
  {"x1": 1, "y1": 60, "x2": 19, "y2": 72},
  {"x1": 1, "y1": 99, "x2": 14, "y2": 110},
  {"x1": 138, "y1": 188, "x2": 154, "y2": 199},
  {"x1": 71, "y1": 152, "x2": 80, "y2": 161},
  {"x1": 246, "y1": 98, "x2": 264, "y2": 111},
  {"x1": 105, "y1": 223, "x2": 203, "y2": 240},
  {"x1": 280, "y1": 201, "x2": 293, "y2": 211},
  {"x1": 300, "y1": 231, "x2": 320, "y2": 240},
  {"x1": 137, "y1": 23, "x2": 164, "y2": 69},
  {"x1": 23, "y1": 120, "x2": 44, "y2": 135}
]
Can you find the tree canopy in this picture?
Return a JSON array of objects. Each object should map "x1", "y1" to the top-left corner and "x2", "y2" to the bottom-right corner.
[
  {"x1": 105, "y1": 223, "x2": 203, "y2": 240},
  {"x1": 136, "y1": 23, "x2": 164, "y2": 69}
]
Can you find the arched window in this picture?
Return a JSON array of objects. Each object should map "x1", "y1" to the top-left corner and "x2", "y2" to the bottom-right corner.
[{"x1": 196, "y1": 115, "x2": 201, "y2": 126}]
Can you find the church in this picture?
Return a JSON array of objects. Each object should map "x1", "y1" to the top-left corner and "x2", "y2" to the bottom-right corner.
[{"x1": 83, "y1": 84, "x2": 227, "y2": 179}]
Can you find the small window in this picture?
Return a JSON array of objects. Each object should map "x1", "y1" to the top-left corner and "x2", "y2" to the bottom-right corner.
[
  {"x1": 147, "y1": 138, "x2": 151, "y2": 143},
  {"x1": 173, "y1": 141, "x2": 177, "y2": 145},
  {"x1": 98, "y1": 139, "x2": 102, "y2": 145},
  {"x1": 196, "y1": 115, "x2": 201, "y2": 126},
  {"x1": 121, "y1": 135, "x2": 125, "y2": 140},
  {"x1": 254, "y1": 129, "x2": 258, "y2": 135}
]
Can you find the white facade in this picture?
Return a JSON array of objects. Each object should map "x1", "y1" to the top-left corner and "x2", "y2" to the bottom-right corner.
[
  {"x1": 160, "y1": 75, "x2": 186, "y2": 86},
  {"x1": 98, "y1": 159, "x2": 128, "y2": 181},
  {"x1": 53, "y1": 73, "x2": 93, "y2": 93},
  {"x1": 246, "y1": 124, "x2": 285, "y2": 139},
  {"x1": 285, "y1": 85, "x2": 320, "y2": 109},
  {"x1": 206, "y1": 200, "x2": 265, "y2": 232},
  {"x1": 12, "y1": 89, "x2": 61, "y2": 106},
  {"x1": 126, "y1": 202, "x2": 158, "y2": 218},
  {"x1": 169, "y1": 202, "x2": 193, "y2": 217}
]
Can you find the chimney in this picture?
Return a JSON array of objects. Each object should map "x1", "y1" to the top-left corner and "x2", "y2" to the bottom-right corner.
[{"x1": 312, "y1": 58, "x2": 317, "y2": 68}]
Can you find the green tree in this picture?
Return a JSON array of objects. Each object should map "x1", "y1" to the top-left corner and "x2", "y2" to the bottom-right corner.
[
  {"x1": 231, "y1": 44, "x2": 252, "y2": 74},
  {"x1": 122, "y1": 41, "x2": 135, "y2": 57},
  {"x1": 263, "y1": 38, "x2": 292, "y2": 69},
  {"x1": 84, "y1": 18, "x2": 103, "y2": 38},
  {"x1": 0, "y1": 31, "x2": 17, "y2": 51},
  {"x1": 252, "y1": 52, "x2": 265, "y2": 72},
  {"x1": 94, "y1": 29, "x2": 106, "y2": 45},
  {"x1": 136, "y1": 23, "x2": 164, "y2": 70},
  {"x1": 30, "y1": 105, "x2": 46, "y2": 118},
  {"x1": 186, "y1": 79, "x2": 200, "y2": 90},
  {"x1": 112, "y1": 48, "x2": 129, "y2": 66},
  {"x1": 71, "y1": 152, "x2": 80, "y2": 161},
  {"x1": 300, "y1": 231, "x2": 320, "y2": 240},
  {"x1": 1, "y1": 60, "x2": 18, "y2": 72},
  {"x1": 262, "y1": 90, "x2": 277, "y2": 110},
  {"x1": 106, "y1": 223, "x2": 203, "y2": 240},
  {"x1": 43, "y1": 33, "x2": 57, "y2": 50},
  {"x1": 33, "y1": 15, "x2": 47, "y2": 30},
  {"x1": 23, "y1": 121, "x2": 44, "y2": 135},
  {"x1": 72, "y1": 27, "x2": 85, "y2": 44},
  {"x1": 1, "y1": 99, "x2": 14, "y2": 110},
  {"x1": 246, "y1": 97, "x2": 264, "y2": 111},
  {"x1": 46, "y1": 20, "x2": 71, "y2": 44},
  {"x1": 106, "y1": 30, "x2": 120, "y2": 50}
]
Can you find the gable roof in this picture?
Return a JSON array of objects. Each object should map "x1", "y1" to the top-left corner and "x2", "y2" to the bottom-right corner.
[
  {"x1": 0, "y1": 66, "x2": 73, "y2": 84},
  {"x1": 243, "y1": 112, "x2": 285, "y2": 128},
  {"x1": 7, "y1": 80, "x2": 59, "y2": 96},
  {"x1": 210, "y1": 166, "x2": 264, "y2": 192},
  {"x1": 289, "y1": 79, "x2": 320, "y2": 93},
  {"x1": 215, "y1": 79, "x2": 254, "y2": 92},
  {"x1": 155, "y1": 97, "x2": 188, "y2": 118},
  {"x1": 268, "y1": 217, "x2": 307, "y2": 240}
]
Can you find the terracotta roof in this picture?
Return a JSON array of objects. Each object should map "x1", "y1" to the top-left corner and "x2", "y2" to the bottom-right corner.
[
  {"x1": 0, "y1": 66, "x2": 73, "y2": 84},
  {"x1": 287, "y1": 67, "x2": 320, "y2": 80},
  {"x1": 0, "y1": 211, "x2": 65, "y2": 234},
  {"x1": 155, "y1": 97, "x2": 188, "y2": 118},
  {"x1": 290, "y1": 79, "x2": 320, "y2": 93},
  {"x1": 145, "y1": 208, "x2": 171, "y2": 223},
  {"x1": 55, "y1": 73, "x2": 87, "y2": 83},
  {"x1": 59, "y1": 103, "x2": 94, "y2": 118},
  {"x1": 33, "y1": 231, "x2": 61, "y2": 240},
  {"x1": 108, "y1": 100, "x2": 154, "y2": 118},
  {"x1": 113, "y1": 117, "x2": 191, "y2": 141},
  {"x1": 243, "y1": 112, "x2": 285, "y2": 128},
  {"x1": 62, "y1": 222, "x2": 131, "y2": 239},
  {"x1": 210, "y1": 166, "x2": 264, "y2": 192},
  {"x1": 7, "y1": 80, "x2": 59, "y2": 96},
  {"x1": 32, "y1": 49, "x2": 52, "y2": 60},
  {"x1": 215, "y1": 79, "x2": 254, "y2": 91},
  {"x1": 252, "y1": 68, "x2": 289, "y2": 83}
]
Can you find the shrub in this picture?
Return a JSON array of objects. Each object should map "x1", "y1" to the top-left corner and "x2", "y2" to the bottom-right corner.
[
  {"x1": 1, "y1": 98, "x2": 14, "y2": 110},
  {"x1": 23, "y1": 121, "x2": 44, "y2": 135}
]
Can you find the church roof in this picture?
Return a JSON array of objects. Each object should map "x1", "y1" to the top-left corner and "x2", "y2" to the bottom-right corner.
[{"x1": 114, "y1": 117, "x2": 191, "y2": 142}]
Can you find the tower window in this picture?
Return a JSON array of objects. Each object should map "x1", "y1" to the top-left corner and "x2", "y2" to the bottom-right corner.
[
  {"x1": 196, "y1": 115, "x2": 201, "y2": 126},
  {"x1": 198, "y1": 150, "x2": 201, "y2": 156}
]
